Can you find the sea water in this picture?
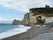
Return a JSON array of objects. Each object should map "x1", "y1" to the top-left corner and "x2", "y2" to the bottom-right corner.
[
  {"x1": 0, "y1": 24, "x2": 31, "y2": 39},
  {"x1": 0, "y1": 24, "x2": 19, "y2": 33}
]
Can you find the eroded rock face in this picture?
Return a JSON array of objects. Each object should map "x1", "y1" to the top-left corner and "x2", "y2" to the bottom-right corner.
[
  {"x1": 23, "y1": 13, "x2": 46, "y2": 25},
  {"x1": 31, "y1": 15, "x2": 46, "y2": 25},
  {"x1": 12, "y1": 13, "x2": 46, "y2": 25},
  {"x1": 22, "y1": 13, "x2": 30, "y2": 25},
  {"x1": 35, "y1": 15, "x2": 46, "y2": 24},
  {"x1": 12, "y1": 5, "x2": 53, "y2": 25}
]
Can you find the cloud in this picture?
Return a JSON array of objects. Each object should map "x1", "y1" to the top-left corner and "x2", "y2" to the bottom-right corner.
[
  {"x1": 0, "y1": 0, "x2": 52, "y2": 12},
  {"x1": 0, "y1": 17, "x2": 14, "y2": 21},
  {"x1": 0, "y1": 0, "x2": 52, "y2": 22},
  {"x1": 0, "y1": 17, "x2": 23, "y2": 22},
  {"x1": 0, "y1": 17, "x2": 8, "y2": 21}
]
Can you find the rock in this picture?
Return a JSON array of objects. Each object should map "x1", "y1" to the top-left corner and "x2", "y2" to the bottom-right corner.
[
  {"x1": 12, "y1": 19, "x2": 22, "y2": 25},
  {"x1": 22, "y1": 13, "x2": 30, "y2": 25}
]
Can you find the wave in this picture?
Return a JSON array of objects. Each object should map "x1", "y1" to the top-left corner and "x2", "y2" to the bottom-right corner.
[{"x1": 0, "y1": 25, "x2": 31, "y2": 39}]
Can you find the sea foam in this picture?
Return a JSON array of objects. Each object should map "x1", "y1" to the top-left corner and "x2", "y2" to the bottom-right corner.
[{"x1": 0, "y1": 25, "x2": 31, "y2": 39}]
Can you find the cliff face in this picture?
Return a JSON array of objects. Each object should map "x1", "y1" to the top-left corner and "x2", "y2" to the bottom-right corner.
[
  {"x1": 22, "y1": 13, "x2": 30, "y2": 25},
  {"x1": 12, "y1": 13, "x2": 30, "y2": 25},
  {"x1": 12, "y1": 13, "x2": 46, "y2": 25},
  {"x1": 13, "y1": 5, "x2": 50, "y2": 25},
  {"x1": 22, "y1": 13, "x2": 46, "y2": 25}
]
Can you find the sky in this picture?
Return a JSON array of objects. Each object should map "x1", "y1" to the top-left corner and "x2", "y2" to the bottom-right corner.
[{"x1": 0, "y1": 0, "x2": 53, "y2": 23}]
